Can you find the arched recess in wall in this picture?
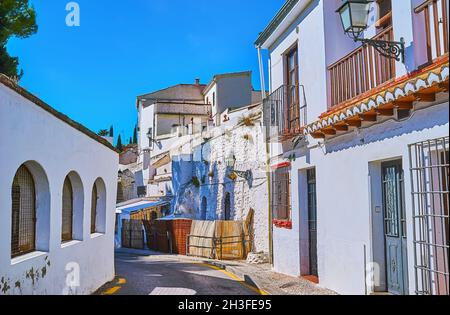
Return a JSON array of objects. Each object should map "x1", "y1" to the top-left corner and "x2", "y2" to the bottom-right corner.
[
  {"x1": 10, "y1": 161, "x2": 51, "y2": 257},
  {"x1": 224, "y1": 192, "x2": 231, "y2": 221},
  {"x1": 62, "y1": 171, "x2": 84, "y2": 242},
  {"x1": 117, "y1": 181, "x2": 124, "y2": 204},
  {"x1": 201, "y1": 197, "x2": 207, "y2": 220},
  {"x1": 92, "y1": 178, "x2": 107, "y2": 234}
]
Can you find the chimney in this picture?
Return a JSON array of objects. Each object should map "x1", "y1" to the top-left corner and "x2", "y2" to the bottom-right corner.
[{"x1": 195, "y1": 78, "x2": 200, "y2": 86}]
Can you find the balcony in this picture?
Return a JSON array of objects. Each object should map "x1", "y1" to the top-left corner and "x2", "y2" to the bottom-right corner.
[
  {"x1": 415, "y1": 0, "x2": 448, "y2": 64},
  {"x1": 263, "y1": 84, "x2": 307, "y2": 141},
  {"x1": 328, "y1": 27, "x2": 396, "y2": 108}
]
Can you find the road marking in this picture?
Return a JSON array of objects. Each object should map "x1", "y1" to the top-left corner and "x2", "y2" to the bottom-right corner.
[
  {"x1": 101, "y1": 286, "x2": 121, "y2": 295},
  {"x1": 100, "y1": 277, "x2": 127, "y2": 295},
  {"x1": 198, "y1": 263, "x2": 270, "y2": 296}
]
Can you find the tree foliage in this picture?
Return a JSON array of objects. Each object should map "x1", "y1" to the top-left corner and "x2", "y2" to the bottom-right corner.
[
  {"x1": 0, "y1": 0, "x2": 38, "y2": 78},
  {"x1": 116, "y1": 134, "x2": 123, "y2": 152},
  {"x1": 98, "y1": 129, "x2": 109, "y2": 137},
  {"x1": 133, "y1": 125, "x2": 138, "y2": 144}
]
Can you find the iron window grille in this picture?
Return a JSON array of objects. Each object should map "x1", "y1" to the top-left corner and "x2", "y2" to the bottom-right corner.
[
  {"x1": 62, "y1": 177, "x2": 74, "y2": 242},
  {"x1": 91, "y1": 183, "x2": 98, "y2": 234},
  {"x1": 409, "y1": 137, "x2": 449, "y2": 295},
  {"x1": 11, "y1": 165, "x2": 36, "y2": 258}
]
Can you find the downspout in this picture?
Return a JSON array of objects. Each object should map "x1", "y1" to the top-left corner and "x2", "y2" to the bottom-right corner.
[
  {"x1": 257, "y1": 46, "x2": 266, "y2": 100},
  {"x1": 257, "y1": 44, "x2": 274, "y2": 266}
]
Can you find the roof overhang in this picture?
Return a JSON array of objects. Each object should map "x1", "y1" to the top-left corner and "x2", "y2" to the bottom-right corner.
[
  {"x1": 305, "y1": 57, "x2": 449, "y2": 139},
  {"x1": 255, "y1": 0, "x2": 313, "y2": 49}
]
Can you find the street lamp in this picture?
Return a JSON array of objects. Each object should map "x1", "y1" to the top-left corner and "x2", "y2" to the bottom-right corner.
[
  {"x1": 225, "y1": 153, "x2": 251, "y2": 180},
  {"x1": 336, "y1": 0, "x2": 405, "y2": 62}
]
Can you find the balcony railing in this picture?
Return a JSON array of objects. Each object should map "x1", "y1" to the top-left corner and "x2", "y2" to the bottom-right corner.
[
  {"x1": 415, "y1": 0, "x2": 449, "y2": 63},
  {"x1": 328, "y1": 27, "x2": 396, "y2": 108},
  {"x1": 263, "y1": 84, "x2": 307, "y2": 140}
]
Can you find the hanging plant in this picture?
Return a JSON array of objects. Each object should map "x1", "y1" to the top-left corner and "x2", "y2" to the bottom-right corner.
[
  {"x1": 201, "y1": 175, "x2": 206, "y2": 184},
  {"x1": 191, "y1": 176, "x2": 200, "y2": 188}
]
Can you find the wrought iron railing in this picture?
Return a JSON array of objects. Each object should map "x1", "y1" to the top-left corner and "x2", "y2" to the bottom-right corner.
[
  {"x1": 263, "y1": 84, "x2": 307, "y2": 140},
  {"x1": 415, "y1": 0, "x2": 449, "y2": 63}
]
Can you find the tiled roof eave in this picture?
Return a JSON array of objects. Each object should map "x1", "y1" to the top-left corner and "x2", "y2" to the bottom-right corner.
[{"x1": 305, "y1": 58, "x2": 449, "y2": 135}]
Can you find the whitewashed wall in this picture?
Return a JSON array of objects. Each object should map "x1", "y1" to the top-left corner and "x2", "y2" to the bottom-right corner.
[
  {"x1": 171, "y1": 108, "x2": 270, "y2": 253},
  {"x1": 0, "y1": 83, "x2": 118, "y2": 295},
  {"x1": 263, "y1": 0, "x2": 449, "y2": 295}
]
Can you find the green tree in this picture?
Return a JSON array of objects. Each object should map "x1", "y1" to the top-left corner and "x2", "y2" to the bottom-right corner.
[
  {"x1": 116, "y1": 134, "x2": 123, "y2": 152},
  {"x1": 133, "y1": 125, "x2": 138, "y2": 144},
  {"x1": 0, "y1": 0, "x2": 38, "y2": 79},
  {"x1": 109, "y1": 125, "x2": 114, "y2": 137}
]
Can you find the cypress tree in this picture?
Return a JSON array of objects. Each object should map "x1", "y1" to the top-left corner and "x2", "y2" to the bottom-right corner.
[
  {"x1": 116, "y1": 134, "x2": 123, "y2": 152},
  {"x1": 133, "y1": 125, "x2": 138, "y2": 144},
  {"x1": 109, "y1": 125, "x2": 114, "y2": 137}
]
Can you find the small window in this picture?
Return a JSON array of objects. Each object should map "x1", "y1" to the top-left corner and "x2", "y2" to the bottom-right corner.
[
  {"x1": 271, "y1": 166, "x2": 291, "y2": 221},
  {"x1": 212, "y1": 92, "x2": 216, "y2": 107},
  {"x1": 11, "y1": 165, "x2": 36, "y2": 257},
  {"x1": 62, "y1": 176, "x2": 74, "y2": 242},
  {"x1": 375, "y1": 0, "x2": 392, "y2": 30},
  {"x1": 91, "y1": 183, "x2": 98, "y2": 234}
]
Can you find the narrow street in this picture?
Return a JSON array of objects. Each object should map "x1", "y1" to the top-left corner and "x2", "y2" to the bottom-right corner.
[{"x1": 96, "y1": 251, "x2": 260, "y2": 295}]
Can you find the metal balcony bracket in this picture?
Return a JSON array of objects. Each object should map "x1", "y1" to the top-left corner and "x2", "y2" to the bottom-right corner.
[{"x1": 358, "y1": 37, "x2": 405, "y2": 63}]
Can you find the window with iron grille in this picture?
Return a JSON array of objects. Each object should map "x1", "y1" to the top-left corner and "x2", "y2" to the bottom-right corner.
[
  {"x1": 91, "y1": 183, "x2": 98, "y2": 234},
  {"x1": 271, "y1": 166, "x2": 291, "y2": 221},
  {"x1": 409, "y1": 137, "x2": 449, "y2": 295},
  {"x1": 11, "y1": 165, "x2": 36, "y2": 258},
  {"x1": 62, "y1": 176, "x2": 74, "y2": 242}
]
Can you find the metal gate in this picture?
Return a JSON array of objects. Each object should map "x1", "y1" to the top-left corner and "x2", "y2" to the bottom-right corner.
[
  {"x1": 307, "y1": 169, "x2": 318, "y2": 277},
  {"x1": 121, "y1": 219, "x2": 145, "y2": 249},
  {"x1": 409, "y1": 137, "x2": 449, "y2": 295}
]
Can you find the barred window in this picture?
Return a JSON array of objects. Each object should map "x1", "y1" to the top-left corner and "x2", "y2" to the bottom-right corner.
[
  {"x1": 91, "y1": 183, "x2": 98, "y2": 234},
  {"x1": 11, "y1": 165, "x2": 36, "y2": 258},
  {"x1": 62, "y1": 176, "x2": 74, "y2": 242},
  {"x1": 271, "y1": 166, "x2": 291, "y2": 221}
]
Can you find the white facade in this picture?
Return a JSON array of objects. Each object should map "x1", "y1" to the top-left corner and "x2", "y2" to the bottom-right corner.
[
  {"x1": 257, "y1": 0, "x2": 449, "y2": 295},
  {"x1": 170, "y1": 105, "x2": 270, "y2": 253},
  {"x1": 0, "y1": 76, "x2": 118, "y2": 295}
]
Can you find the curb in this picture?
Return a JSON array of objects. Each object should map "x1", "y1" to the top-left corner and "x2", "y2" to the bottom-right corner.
[{"x1": 202, "y1": 260, "x2": 281, "y2": 295}]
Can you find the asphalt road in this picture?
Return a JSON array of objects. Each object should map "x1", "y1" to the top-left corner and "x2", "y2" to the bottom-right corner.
[{"x1": 96, "y1": 251, "x2": 258, "y2": 295}]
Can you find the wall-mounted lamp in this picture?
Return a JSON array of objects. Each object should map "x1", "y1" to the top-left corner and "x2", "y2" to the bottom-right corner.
[
  {"x1": 225, "y1": 153, "x2": 251, "y2": 180},
  {"x1": 337, "y1": 0, "x2": 405, "y2": 62}
]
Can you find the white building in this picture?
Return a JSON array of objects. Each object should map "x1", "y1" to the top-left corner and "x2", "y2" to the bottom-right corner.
[
  {"x1": 170, "y1": 103, "x2": 270, "y2": 254},
  {"x1": 256, "y1": 0, "x2": 449, "y2": 295},
  {"x1": 134, "y1": 72, "x2": 262, "y2": 204},
  {"x1": 0, "y1": 75, "x2": 119, "y2": 295}
]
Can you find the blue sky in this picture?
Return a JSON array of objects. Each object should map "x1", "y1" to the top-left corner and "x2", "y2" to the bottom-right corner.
[{"x1": 6, "y1": 0, "x2": 284, "y2": 144}]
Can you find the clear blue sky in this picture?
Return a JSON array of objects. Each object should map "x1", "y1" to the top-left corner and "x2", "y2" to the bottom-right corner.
[{"x1": 7, "y1": 0, "x2": 284, "y2": 144}]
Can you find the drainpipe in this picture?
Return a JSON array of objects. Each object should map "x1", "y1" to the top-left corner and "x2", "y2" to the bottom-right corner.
[
  {"x1": 257, "y1": 44, "x2": 273, "y2": 265},
  {"x1": 257, "y1": 45, "x2": 266, "y2": 100}
]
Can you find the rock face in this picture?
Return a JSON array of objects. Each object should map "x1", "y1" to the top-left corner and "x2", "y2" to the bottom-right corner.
[{"x1": 246, "y1": 252, "x2": 269, "y2": 265}]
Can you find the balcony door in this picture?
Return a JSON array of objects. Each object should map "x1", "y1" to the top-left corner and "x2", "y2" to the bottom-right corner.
[{"x1": 285, "y1": 45, "x2": 300, "y2": 134}]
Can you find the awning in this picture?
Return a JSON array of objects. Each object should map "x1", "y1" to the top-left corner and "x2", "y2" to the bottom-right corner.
[{"x1": 116, "y1": 200, "x2": 170, "y2": 214}]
